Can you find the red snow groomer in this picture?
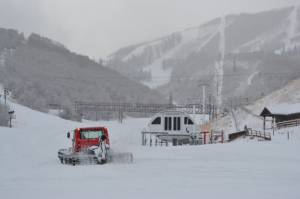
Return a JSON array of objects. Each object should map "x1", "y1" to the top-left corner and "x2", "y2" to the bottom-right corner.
[{"x1": 58, "y1": 127, "x2": 133, "y2": 165}]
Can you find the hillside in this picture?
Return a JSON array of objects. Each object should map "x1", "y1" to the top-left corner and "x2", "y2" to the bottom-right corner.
[
  {"x1": 107, "y1": 6, "x2": 300, "y2": 104},
  {"x1": 213, "y1": 77, "x2": 300, "y2": 135},
  {"x1": 0, "y1": 29, "x2": 164, "y2": 119}
]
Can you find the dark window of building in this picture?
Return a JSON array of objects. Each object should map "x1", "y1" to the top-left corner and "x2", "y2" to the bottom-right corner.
[
  {"x1": 187, "y1": 118, "x2": 194, "y2": 125},
  {"x1": 173, "y1": 117, "x2": 177, "y2": 131},
  {"x1": 184, "y1": 117, "x2": 188, "y2": 125},
  {"x1": 171, "y1": 117, "x2": 181, "y2": 131},
  {"x1": 168, "y1": 117, "x2": 172, "y2": 130},
  {"x1": 164, "y1": 117, "x2": 168, "y2": 130},
  {"x1": 177, "y1": 117, "x2": 181, "y2": 130},
  {"x1": 152, "y1": 117, "x2": 161, "y2": 125}
]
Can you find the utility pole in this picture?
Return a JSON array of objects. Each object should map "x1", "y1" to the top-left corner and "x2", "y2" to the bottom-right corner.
[
  {"x1": 8, "y1": 110, "x2": 14, "y2": 128},
  {"x1": 202, "y1": 85, "x2": 206, "y2": 115},
  {"x1": 4, "y1": 88, "x2": 9, "y2": 105},
  {"x1": 208, "y1": 94, "x2": 212, "y2": 121},
  {"x1": 216, "y1": 76, "x2": 220, "y2": 119},
  {"x1": 168, "y1": 92, "x2": 173, "y2": 108},
  {"x1": 198, "y1": 81, "x2": 208, "y2": 124}
]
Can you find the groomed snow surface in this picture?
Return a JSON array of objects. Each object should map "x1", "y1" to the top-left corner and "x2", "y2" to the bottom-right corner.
[{"x1": 1, "y1": 101, "x2": 300, "y2": 199}]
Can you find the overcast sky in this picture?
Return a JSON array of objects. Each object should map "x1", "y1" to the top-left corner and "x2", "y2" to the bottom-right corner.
[{"x1": 0, "y1": 0, "x2": 299, "y2": 59}]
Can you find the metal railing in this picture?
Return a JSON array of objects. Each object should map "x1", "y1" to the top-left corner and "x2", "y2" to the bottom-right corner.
[
  {"x1": 141, "y1": 131, "x2": 203, "y2": 146},
  {"x1": 247, "y1": 128, "x2": 271, "y2": 141},
  {"x1": 229, "y1": 128, "x2": 271, "y2": 141},
  {"x1": 276, "y1": 119, "x2": 300, "y2": 129}
]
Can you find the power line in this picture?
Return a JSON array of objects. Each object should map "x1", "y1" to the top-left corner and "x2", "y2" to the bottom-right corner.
[{"x1": 49, "y1": 71, "x2": 300, "y2": 81}]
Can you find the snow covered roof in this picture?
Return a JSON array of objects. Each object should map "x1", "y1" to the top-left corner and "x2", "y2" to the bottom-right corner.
[{"x1": 261, "y1": 103, "x2": 300, "y2": 116}]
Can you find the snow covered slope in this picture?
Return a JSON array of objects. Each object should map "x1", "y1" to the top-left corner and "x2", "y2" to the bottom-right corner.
[
  {"x1": 1, "y1": 101, "x2": 300, "y2": 199},
  {"x1": 247, "y1": 78, "x2": 300, "y2": 115},
  {"x1": 215, "y1": 77, "x2": 300, "y2": 136},
  {"x1": 108, "y1": 6, "x2": 300, "y2": 89}
]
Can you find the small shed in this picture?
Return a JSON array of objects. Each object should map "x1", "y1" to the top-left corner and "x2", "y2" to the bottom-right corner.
[
  {"x1": 260, "y1": 103, "x2": 300, "y2": 131},
  {"x1": 141, "y1": 110, "x2": 202, "y2": 146}
]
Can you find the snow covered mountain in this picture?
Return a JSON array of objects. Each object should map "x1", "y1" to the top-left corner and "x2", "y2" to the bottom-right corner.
[{"x1": 107, "y1": 6, "x2": 300, "y2": 104}]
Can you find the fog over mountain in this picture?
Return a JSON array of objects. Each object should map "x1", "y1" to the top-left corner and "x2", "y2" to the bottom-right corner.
[
  {"x1": 0, "y1": 0, "x2": 298, "y2": 58},
  {"x1": 107, "y1": 6, "x2": 300, "y2": 106}
]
